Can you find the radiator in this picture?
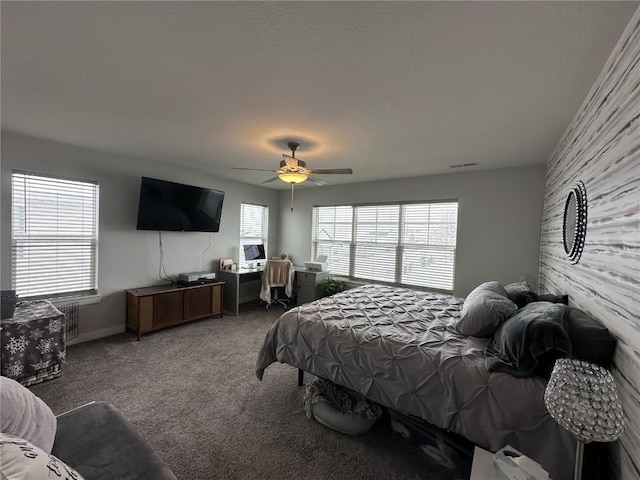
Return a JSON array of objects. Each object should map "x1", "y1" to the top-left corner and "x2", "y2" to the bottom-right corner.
[{"x1": 57, "y1": 301, "x2": 79, "y2": 341}]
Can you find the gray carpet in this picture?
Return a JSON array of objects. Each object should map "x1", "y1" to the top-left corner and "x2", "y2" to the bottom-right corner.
[{"x1": 31, "y1": 301, "x2": 461, "y2": 480}]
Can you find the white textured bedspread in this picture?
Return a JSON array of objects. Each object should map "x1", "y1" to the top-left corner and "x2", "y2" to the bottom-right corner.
[{"x1": 256, "y1": 284, "x2": 575, "y2": 480}]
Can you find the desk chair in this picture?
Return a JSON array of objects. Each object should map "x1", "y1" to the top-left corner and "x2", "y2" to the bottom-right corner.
[{"x1": 259, "y1": 259, "x2": 295, "y2": 310}]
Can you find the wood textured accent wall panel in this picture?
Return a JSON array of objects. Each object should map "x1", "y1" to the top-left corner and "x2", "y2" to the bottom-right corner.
[{"x1": 539, "y1": 9, "x2": 640, "y2": 480}]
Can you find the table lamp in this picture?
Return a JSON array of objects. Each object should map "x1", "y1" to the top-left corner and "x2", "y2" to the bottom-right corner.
[{"x1": 544, "y1": 358, "x2": 625, "y2": 480}]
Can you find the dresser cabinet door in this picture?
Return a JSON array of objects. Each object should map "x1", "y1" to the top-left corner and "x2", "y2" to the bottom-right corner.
[
  {"x1": 153, "y1": 291, "x2": 184, "y2": 327},
  {"x1": 185, "y1": 286, "x2": 213, "y2": 320},
  {"x1": 211, "y1": 284, "x2": 223, "y2": 316}
]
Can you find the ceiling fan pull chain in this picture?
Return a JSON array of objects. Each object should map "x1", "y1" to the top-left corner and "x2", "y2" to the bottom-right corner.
[{"x1": 291, "y1": 183, "x2": 295, "y2": 212}]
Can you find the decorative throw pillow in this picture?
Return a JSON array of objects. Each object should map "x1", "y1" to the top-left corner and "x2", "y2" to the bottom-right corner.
[
  {"x1": 565, "y1": 307, "x2": 616, "y2": 368},
  {"x1": 504, "y1": 282, "x2": 539, "y2": 308},
  {"x1": 456, "y1": 281, "x2": 518, "y2": 337},
  {"x1": 485, "y1": 302, "x2": 572, "y2": 378},
  {"x1": 0, "y1": 433, "x2": 85, "y2": 480},
  {"x1": 0, "y1": 376, "x2": 57, "y2": 453}
]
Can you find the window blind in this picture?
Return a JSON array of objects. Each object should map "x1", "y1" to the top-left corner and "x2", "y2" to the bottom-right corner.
[
  {"x1": 313, "y1": 206, "x2": 353, "y2": 275},
  {"x1": 11, "y1": 171, "x2": 99, "y2": 299},
  {"x1": 313, "y1": 201, "x2": 458, "y2": 291},
  {"x1": 239, "y1": 203, "x2": 268, "y2": 265},
  {"x1": 400, "y1": 202, "x2": 458, "y2": 290}
]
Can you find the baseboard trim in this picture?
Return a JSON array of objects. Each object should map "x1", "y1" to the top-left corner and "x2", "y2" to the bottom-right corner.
[{"x1": 67, "y1": 325, "x2": 125, "y2": 346}]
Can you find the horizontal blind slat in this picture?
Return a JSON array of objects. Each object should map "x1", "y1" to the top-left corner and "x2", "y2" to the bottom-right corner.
[
  {"x1": 11, "y1": 171, "x2": 99, "y2": 298},
  {"x1": 239, "y1": 203, "x2": 268, "y2": 265},
  {"x1": 314, "y1": 201, "x2": 458, "y2": 290}
]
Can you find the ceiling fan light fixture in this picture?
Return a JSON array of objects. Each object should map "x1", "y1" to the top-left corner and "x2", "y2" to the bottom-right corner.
[{"x1": 279, "y1": 172, "x2": 307, "y2": 184}]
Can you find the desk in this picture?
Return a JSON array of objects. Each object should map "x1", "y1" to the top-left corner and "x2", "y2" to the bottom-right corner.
[
  {"x1": 217, "y1": 266, "x2": 329, "y2": 315},
  {"x1": 217, "y1": 267, "x2": 264, "y2": 315},
  {"x1": 0, "y1": 300, "x2": 66, "y2": 386}
]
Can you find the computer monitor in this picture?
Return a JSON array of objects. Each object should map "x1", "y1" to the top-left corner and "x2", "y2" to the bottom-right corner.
[{"x1": 243, "y1": 244, "x2": 266, "y2": 261}]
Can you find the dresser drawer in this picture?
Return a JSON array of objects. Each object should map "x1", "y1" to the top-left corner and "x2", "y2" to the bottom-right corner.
[
  {"x1": 295, "y1": 270, "x2": 329, "y2": 305},
  {"x1": 297, "y1": 271, "x2": 316, "y2": 283}
]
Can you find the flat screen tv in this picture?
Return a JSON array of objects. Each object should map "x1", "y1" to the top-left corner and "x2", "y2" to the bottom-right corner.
[
  {"x1": 136, "y1": 177, "x2": 225, "y2": 232},
  {"x1": 243, "y1": 244, "x2": 266, "y2": 261}
]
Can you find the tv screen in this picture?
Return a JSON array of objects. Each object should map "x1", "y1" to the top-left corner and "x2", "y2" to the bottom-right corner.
[
  {"x1": 136, "y1": 177, "x2": 225, "y2": 232},
  {"x1": 243, "y1": 244, "x2": 266, "y2": 261}
]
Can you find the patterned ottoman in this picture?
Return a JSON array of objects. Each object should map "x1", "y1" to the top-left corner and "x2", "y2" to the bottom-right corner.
[{"x1": 1, "y1": 300, "x2": 66, "y2": 386}]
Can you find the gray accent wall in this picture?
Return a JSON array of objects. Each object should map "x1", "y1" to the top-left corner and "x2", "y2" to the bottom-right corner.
[
  {"x1": 0, "y1": 131, "x2": 280, "y2": 342},
  {"x1": 278, "y1": 165, "x2": 547, "y2": 299},
  {"x1": 539, "y1": 9, "x2": 639, "y2": 480}
]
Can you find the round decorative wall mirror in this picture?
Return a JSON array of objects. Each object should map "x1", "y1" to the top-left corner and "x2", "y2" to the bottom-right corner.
[{"x1": 562, "y1": 181, "x2": 587, "y2": 264}]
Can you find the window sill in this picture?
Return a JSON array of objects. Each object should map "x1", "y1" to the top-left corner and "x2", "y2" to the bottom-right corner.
[
  {"x1": 336, "y1": 277, "x2": 454, "y2": 295},
  {"x1": 49, "y1": 294, "x2": 102, "y2": 307}
]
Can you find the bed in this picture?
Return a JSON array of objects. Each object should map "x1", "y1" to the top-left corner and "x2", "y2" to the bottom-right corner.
[{"x1": 256, "y1": 284, "x2": 576, "y2": 480}]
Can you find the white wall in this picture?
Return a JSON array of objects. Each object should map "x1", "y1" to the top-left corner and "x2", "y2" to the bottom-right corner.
[
  {"x1": 277, "y1": 164, "x2": 547, "y2": 298},
  {"x1": 1, "y1": 131, "x2": 280, "y2": 342},
  {"x1": 1, "y1": 131, "x2": 548, "y2": 341}
]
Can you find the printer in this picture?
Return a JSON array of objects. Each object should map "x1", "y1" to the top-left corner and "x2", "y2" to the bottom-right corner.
[{"x1": 304, "y1": 255, "x2": 328, "y2": 272}]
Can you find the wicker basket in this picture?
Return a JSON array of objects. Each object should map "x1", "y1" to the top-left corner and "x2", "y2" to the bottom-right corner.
[{"x1": 1, "y1": 290, "x2": 17, "y2": 320}]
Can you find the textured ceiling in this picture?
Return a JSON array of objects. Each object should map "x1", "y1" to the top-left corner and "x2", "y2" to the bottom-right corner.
[{"x1": 1, "y1": 1, "x2": 637, "y2": 189}]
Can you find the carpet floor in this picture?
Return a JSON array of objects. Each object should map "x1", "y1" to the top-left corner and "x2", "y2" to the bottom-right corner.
[{"x1": 31, "y1": 301, "x2": 462, "y2": 480}]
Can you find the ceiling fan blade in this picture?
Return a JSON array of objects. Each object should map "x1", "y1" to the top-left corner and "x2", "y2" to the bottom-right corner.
[
  {"x1": 307, "y1": 168, "x2": 353, "y2": 175},
  {"x1": 231, "y1": 167, "x2": 278, "y2": 172},
  {"x1": 306, "y1": 175, "x2": 328, "y2": 186},
  {"x1": 261, "y1": 177, "x2": 280, "y2": 184}
]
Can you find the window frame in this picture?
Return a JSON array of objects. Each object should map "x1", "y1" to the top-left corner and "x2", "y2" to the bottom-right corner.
[
  {"x1": 312, "y1": 199, "x2": 458, "y2": 292},
  {"x1": 239, "y1": 202, "x2": 269, "y2": 267},
  {"x1": 11, "y1": 170, "x2": 100, "y2": 300}
]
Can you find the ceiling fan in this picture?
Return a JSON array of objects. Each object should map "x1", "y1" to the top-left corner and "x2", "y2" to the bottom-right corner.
[
  {"x1": 232, "y1": 142, "x2": 353, "y2": 185},
  {"x1": 232, "y1": 142, "x2": 353, "y2": 211}
]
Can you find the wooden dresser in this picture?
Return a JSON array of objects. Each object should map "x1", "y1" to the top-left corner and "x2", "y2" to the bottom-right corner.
[{"x1": 126, "y1": 282, "x2": 224, "y2": 340}]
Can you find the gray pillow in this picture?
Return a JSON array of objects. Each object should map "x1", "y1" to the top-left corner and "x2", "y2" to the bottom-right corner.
[
  {"x1": 537, "y1": 293, "x2": 569, "y2": 305},
  {"x1": 0, "y1": 376, "x2": 57, "y2": 453},
  {"x1": 504, "y1": 282, "x2": 538, "y2": 308},
  {"x1": 456, "y1": 281, "x2": 517, "y2": 337},
  {"x1": 566, "y1": 307, "x2": 616, "y2": 368},
  {"x1": 485, "y1": 302, "x2": 572, "y2": 378}
]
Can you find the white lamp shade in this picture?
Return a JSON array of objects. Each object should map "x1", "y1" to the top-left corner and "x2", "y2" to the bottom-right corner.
[{"x1": 544, "y1": 358, "x2": 624, "y2": 443}]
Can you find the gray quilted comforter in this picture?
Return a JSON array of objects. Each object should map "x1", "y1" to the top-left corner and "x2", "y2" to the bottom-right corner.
[{"x1": 256, "y1": 285, "x2": 575, "y2": 480}]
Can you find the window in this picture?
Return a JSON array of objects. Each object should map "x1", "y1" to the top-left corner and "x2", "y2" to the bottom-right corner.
[
  {"x1": 239, "y1": 203, "x2": 268, "y2": 266},
  {"x1": 11, "y1": 171, "x2": 99, "y2": 299},
  {"x1": 313, "y1": 201, "x2": 458, "y2": 291}
]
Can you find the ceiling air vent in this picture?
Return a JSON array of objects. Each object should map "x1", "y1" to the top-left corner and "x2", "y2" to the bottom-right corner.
[{"x1": 449, "y1": 162, "x2": 479, "y2": 169}]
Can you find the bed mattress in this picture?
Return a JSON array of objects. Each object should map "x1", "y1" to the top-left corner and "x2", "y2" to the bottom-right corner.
[{"x1": 256, "y1": 284, "x2": 575, "y2": 480}]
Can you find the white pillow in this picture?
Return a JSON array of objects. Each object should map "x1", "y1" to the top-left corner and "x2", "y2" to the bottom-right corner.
[
  {"x1": 0, "y1": 376, "x2": 57, "y2": 453},
  {"x1": 0, "y1": 433, "x2": 84, "y2": 480}
]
